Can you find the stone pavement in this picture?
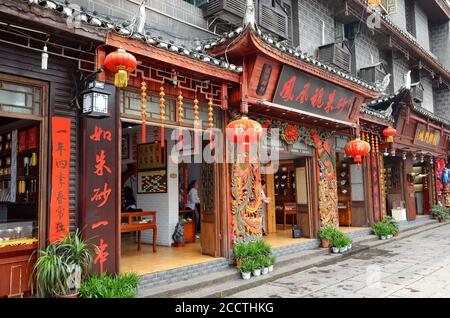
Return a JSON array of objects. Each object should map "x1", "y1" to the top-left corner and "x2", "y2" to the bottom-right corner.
[{"x1": 230, "y1": 224, "x2": 450, "y2": 298}]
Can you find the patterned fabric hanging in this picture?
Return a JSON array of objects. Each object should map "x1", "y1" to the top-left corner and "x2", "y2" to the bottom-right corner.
[
  {"x1": 159, "y1": 85, "x2": 166, "y2": 148},
  {"x1": 208, "y1": 97, "x2": 214, "y2": 143},
  {"x1": 141, "y1": 81, "x2": 147, "y2": 144},
  {"x1": 177, "y1": 90, "x2": 184, "y2": 150},
  {"x1": 193, "y1": 96, "x2": 200, "y2": 152}
]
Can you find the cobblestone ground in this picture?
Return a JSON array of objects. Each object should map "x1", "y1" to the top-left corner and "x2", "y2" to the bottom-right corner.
[{"x1": 231, "y1": 224, "x2": 450, "y2": 298}]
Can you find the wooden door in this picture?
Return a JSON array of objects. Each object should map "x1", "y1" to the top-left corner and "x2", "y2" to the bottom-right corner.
[
  {"x1": 265, "y1": 171, "x2": 277, "y2": 234},
  {"x1": 403, "y1": 158, "x2": 417, "y2": 221},
  {"x1": 350, "y1": 164, "x2": 369, "y2": 227},
  {"x1": 200, "y1": 159, "x2": 220, "y2": 256},
  {"x1": 295, "y1": 157, "x2": 314, "y2": 238}
]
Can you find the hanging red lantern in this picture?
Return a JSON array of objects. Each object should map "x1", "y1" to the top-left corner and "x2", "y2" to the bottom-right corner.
[
  {"x1": 383, "y1": 127, "x2": 397, "y2": 143},
  {"x1": 226, "y1": 116, "x2": 263, "y2": 144},
  {"x1": 104, "y1": 48, "x2": 137, "y2": 88},
  {"x1": 344, "y1": 138, "x2": 371, "y2": 170}
]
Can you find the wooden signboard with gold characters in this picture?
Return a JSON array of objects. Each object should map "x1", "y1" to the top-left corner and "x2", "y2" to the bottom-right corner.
[{"x1": 414, "y1": 123, "x2": 440, "y2": 149}]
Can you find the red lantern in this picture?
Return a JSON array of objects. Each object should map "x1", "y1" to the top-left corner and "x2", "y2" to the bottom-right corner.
[
  {"x1": 226, "y1": 116, "x2": 263, "y2": 144},
  {"x1": 383, "y1": 127, "x2": 397, "y2": 143},
  {"x1": 104, "y1": 48, "x2": 137, "y2": 88},
  {"x1": 344, "y1": 138, "x2": 371, "y2": 170}
]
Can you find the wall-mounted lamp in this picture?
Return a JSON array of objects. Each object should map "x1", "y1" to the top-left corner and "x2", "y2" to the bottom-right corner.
[
  {"x1": 402, "y1": 152, "x2": 407, "y2": 160},
  {"x1": 82, "y1": 80, "x2": 110, "y2": 118}
]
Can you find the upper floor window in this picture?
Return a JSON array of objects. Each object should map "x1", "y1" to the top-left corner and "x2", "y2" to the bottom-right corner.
[{"x1": 0, "y1": 78, "x2": 42, "y2": 116}]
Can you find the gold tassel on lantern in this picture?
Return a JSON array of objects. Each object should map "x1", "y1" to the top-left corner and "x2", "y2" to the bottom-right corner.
[
  {"x1": 115, "y1": 70, "x2": 129, "y2": 88},
  {"x1": 141, "y1": 81, "x2": 147, "y2": 144},
  {"x1": 193, "y1": 96, "x2": 200, "y2": 153},
  {"x1": 177, "y1": 90, "x2": 184, "y2": 151},
  {"x1": 159, "y1": 85, "x2": 166, "y2": 148},
  {"x1": 208, "y1": 97, "x2": 214, "y2": 143}
]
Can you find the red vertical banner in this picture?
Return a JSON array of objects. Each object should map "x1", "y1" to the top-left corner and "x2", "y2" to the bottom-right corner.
[
  {"x1": 82, "y1": 84, "x2": 118, "y2": 275},
  {"x1": 49, "y1": 117, "x2": 71, "y2": 243}
]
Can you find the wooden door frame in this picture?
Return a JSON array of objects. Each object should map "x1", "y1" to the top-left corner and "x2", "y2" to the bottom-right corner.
[{"x1": 0, "y1": 73, "x2": 48, "y2": 251}]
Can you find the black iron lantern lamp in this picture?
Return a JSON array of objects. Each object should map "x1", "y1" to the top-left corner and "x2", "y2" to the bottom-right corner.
[{"x1": 81, "y1": 80, "x2": 110, "y2": 118}]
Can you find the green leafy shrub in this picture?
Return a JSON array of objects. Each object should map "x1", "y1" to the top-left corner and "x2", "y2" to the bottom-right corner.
[
  {"x1": 79, "y1": 273, "x2": 140, "y2": 298},
  {"x1": 372, "y1": 222, "x2": 396, "y2": 237},
  {"x1": 238, "y1": 259, "x2": 254, "y2": 273},
  {"x1": 318, "y1": 225, "x2": 337, "y2": 241},
  {"x1": 431, "y1": 205, "x2": 448, "y2": 221},
  {"x1": 382, "y1": 216, "x2": 400, "y2": 233}
]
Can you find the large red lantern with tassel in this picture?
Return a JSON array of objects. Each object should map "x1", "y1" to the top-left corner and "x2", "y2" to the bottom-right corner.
[
  {"x1": 104, "y1": 48, "x2": 137, "y2": 88},
  {"x1": 383, "y1": 127, "x2": 397, "y2": 143},
  {"x1": 226, "y1": 116, "x2": 263, "y2": 144},
  {"x1": 344, "y1": 138, "x2": 371, "y2": 169}
]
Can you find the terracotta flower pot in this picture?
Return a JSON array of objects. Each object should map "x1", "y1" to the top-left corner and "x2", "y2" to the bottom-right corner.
[
  {"x1": 321, "y1": 239, "x2": 330, "y2": 248},
  {"x1": 235, "y1": 259, "x2": 241, "y2": 267},
  {"x1": 57, "y1": 293, "x2": 78, "y2": 299},
  {"x1": 394, "y1": 232, "x2": 400, "y2": 237}
]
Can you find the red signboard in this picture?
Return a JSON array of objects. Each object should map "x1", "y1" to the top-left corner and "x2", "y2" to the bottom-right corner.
[
  {"x1": 82, "y1": 84, "x2": 118, "y2": 275},
  {"x1": 273, "y1": 65, "x2": 357, "y2": 122},
  {"x1": 49, "y1": 117, "x2": 71, "y2": 243}
]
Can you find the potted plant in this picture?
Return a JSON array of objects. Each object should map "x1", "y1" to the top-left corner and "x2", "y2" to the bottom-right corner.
[
  {"x1": 79, "y1": 273, "x2": 140, "y2": 298},
  {"x1": 233, "y1": 242, "x2": 248, "y2": 267},
  {"x1": 268, "y1": 256, "x2": 276, "y2": 273},
  {"x1": 383, "y1": 216, "x2": 400, "y2": 236},
  {"x1": 346, "y1": 237, "x2": 353, "y2": 250},
  {"x1": 431, "y1": 205, "x2": 448, "y2": 223},
  {"x1": 318, "y1": 225, "x2": 336, "y2": 248},
  {"x1": 250, "y1": 259, "x2": 261, "y2": 277},
  {"x1": 337, "y1": 237, "x2": 348, "y2": 253},
  {"x1": 261, "y1": 256, "x2": 270, "y2": 275},
  {"x1": 238, "y1": 260, "x2": 253, "y2": 280},
  {"x1": 31, "y1": 230, "x2": 95, "y2": 298},
  {"x1": 372, "y1": 222, "x2": 391, "y2": 240}
]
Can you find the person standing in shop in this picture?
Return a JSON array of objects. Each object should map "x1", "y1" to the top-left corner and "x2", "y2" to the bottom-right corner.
[
  {"x1": 260, "y1": 180, "x2": 271, "y2": 236},
  {"x1": 187, "y1": 180, "x2": 201, "y2": 239}
]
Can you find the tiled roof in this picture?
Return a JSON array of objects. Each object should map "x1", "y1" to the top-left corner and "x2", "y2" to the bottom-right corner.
[
  {"x1": 24, "y1": 0, "x2": 243, "y2": 73},
  {"x1": 200, "y1": 25, "x2": 383, "y2": 93},
  {"x1": 360, "y1": 105, "x2": 393, "y2": 123}
]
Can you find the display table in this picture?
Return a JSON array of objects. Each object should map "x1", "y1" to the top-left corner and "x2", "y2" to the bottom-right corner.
[{"x1": 121, "y1": 211, "x2": 157, "y2": 253}]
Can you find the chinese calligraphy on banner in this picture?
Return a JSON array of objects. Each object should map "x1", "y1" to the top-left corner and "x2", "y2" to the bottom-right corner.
[
  {"x1": 49, "y1": 117, "x2": 71, "y2": 243},
  {"x1": 82, "y1": 84, "x2": 117, "y2": 275},
  {"x1": 273, "y1": 65, "x2": 357, "y2": 122},
  {"x1": 414, "y1": 123, "x2": 441, "y2": 149}
]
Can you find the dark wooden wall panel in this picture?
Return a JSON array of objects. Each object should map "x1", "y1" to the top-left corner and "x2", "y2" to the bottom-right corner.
[{"x1": 0, "y1": 42, "x2": 80, "y2": 233}]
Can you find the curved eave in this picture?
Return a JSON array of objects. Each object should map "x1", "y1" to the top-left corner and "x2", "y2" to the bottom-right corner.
[
  {"x1": 209, "y1": 28, "x2": 379, "y2": 99},
  {"x1": 105, "y1": 34, "x2": 241, "y2": 84}
]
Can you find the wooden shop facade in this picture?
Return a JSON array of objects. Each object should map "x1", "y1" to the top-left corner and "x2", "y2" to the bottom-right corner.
[
  {"x1": 366, "y1": 86, "x2": 450, "y2": 220},
  {"x1": 0, "y1": 1, "x2": 103, "y2": 297}
]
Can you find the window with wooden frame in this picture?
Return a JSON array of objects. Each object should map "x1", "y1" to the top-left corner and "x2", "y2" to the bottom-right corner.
[{"x1": 0, "y1": 79, "x2": 43, "y2": 116}]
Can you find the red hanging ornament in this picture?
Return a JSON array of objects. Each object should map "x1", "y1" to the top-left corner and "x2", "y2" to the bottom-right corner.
[
  {"x1": 344, "y1": 138, "x2": 371, "y2": 170},
  {"x1": 227, "y1": 116, "x2": 263, "y2": 163},
  {"x1": 177, "y1": 90, "x2": 184, "y2": 151},
  {"x1": 208, "y1": 98, "x2": 214, "y2": 143},
  {"x1": 383, "y1": 127, "x2": 397, "y2": 143},
  {"x1": 141, "y1": 81, "x2": 147, "y2": 143},
  {"x1": 159, "y1": 85, "x2": 166, "y2": 148},
  {"x1": 104, "y1": 48, "x2": 137, "y2": 88},
  {"x1": 193, "y1": 96, "x2": 200, "y2": 153}
]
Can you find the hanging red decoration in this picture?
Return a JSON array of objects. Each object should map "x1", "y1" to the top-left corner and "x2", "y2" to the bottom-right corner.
[
  {"x1": 193, "y1": 96, "x2": 200, "y2": 153},
  {"x1": 344, "y1": 138, "x2": 371, "y2": 170},
  {"x1": 226, "y1": 116, "x2": 263, "y2": 144},
  {"x1": 104, "y1": 48, "x2": 137, "y2": 88},
  {"x1": 208, "y1": 98, "x2": 214, "y2": 143},
  {"x1": 177, "y1": 90, "x2": 184, "y2": 150},
  {"x1": 141, "y1": 81, "x2": 147, "y2": 143},
  {"x1": 159, "y1": 85, "x2": 166, "y2": 148},
  {"x1": 383, "y1": 127, "x2": 397, "y2": 143}
]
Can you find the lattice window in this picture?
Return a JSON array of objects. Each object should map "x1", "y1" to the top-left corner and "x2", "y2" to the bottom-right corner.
[{"x1": 0, "y1": 79, "x2": 42, "y2": 115}]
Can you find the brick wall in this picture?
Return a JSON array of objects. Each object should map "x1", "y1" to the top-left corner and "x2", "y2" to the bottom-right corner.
[
  {"x1": 297, "y1": 0, "x2": 335, "y2": 57},
  {"x1": 421, "y1": 76, "x2": 434, "y2": 113},
  {"x1": 354, "y1": 25, "x2": 380, "y2": 71},
  {"x1": 434, "y1": 88, "x2": 450, "y2": 121},
  {"x1": 70, "y1": 0, "x2": 212, "y2": 43},
  {"x1": 392, "y1": 56, "x2": 409, "y2": 91},
  {"x1": 414, "y1": 1, "x2": 430, "y2": 51},
  {"x1": 430, "y1": 22, "x2": 450, "y2": 71},
  {"x1": 389, "y1": 0, "x2": 407, "y2": 31}
]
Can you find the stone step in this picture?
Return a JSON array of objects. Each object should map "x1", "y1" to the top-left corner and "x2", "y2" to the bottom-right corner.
[{"x1": 138, "y1": 217, "x2": 440, "y2": 297}]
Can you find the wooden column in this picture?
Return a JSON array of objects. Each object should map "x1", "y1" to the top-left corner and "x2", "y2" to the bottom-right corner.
[
  {"x1": 403, "y1": 157, "x2": 417, "y2": 221},
  {"x1": 265, "y1": 171, "x2": 276, "y2": 234}
]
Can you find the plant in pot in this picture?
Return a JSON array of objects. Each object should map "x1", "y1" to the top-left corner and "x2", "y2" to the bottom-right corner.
[
  {"x1": 238, "y1": 260, "x2": 253, "y2": 280},
  {"x1": 260, "y1": 256, "x2": 270, "y2": 275},
  {"x1": 318, "y1": 225, "x2": 336, "y2": 248},
  {"x1": 431, "y1": 205, "x2": 448, "y2": 223},
  {"x1": 268, "y1": 256, "x2": 276, "y2": 273},
  {"x1": 346, "y1": 237, "x2": 353, "y2": 250},
  {"x1": 79, "y1": 273, "x2": 140, "y2": 298},
  {"x1": 372, "y1": 222, "x2": 389, "y2": 240},
  {"x1": 250, "y1": 259, "x2": 261, "y2": 277},
  {"x1": 233, "y1": 242, "x2": 249, "y2": 267},
  {"x1": 336, "y1": 237, "x2": 348, "y2": 253},
  {"x1": 31, "y1": 230, "x2": 95, "y2": 298},
  {"x1": 383, "y1": 216, "x2": 400, "y2": 236}
]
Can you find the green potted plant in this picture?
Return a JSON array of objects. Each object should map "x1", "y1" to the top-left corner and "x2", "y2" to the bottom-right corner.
[
  {"x1": 382, "y1": 216, "x2": 400, "y2": 236},
  {"x1": 79, "y1": 273, "x2": 140, "y2": 298},
  {"x1": 337, "y1": 237, "x2": 348, "y2": 253},
  {"x1": 233, "y1": 242, "x2": 248, "y2": 267},
  {"x1": 260, "y1": 256, "x2": 270, "y2": 275},
  {"x1": 268, "y1": 256, "x2": 276, "y2": 273},
  {"x1": 31, "y1": 230, "x2": 96, "y2": 298},
  {"x1": 252, "y1": 258, "x2": 262, "y2": 277},
  {"x1": 345, "y1": 236, "x2": 353, "y2": 250},
  {"x1": 431, "y1": 205, "x2": 448, "y2": 223},
  {"x1": 318, "y1": 225, "x2": 336, "y2": 248},
  {"x1": 238, "y1": 260, "x2": 253, "y2": 280}
]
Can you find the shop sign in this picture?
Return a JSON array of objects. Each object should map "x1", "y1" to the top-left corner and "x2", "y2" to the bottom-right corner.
[
  {"x1": 273, "y1": 65, "x2": 357, "y2": 122},
  {"x1": 49, "y1": 117, "x2": 71, "y2": 243},
  {"x1": 256, "y1": 63, "x2": 273, "y2": 96},
  {"x1": 82, "y1": 84, "x2": 118, "y2": 274},
  {"x1": 414, "y1": 123, "x2": 440, "y2": 149}
]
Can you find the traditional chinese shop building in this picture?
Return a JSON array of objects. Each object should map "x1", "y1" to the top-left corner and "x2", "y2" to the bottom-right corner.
[
  {"x1": 0, "y1": 1, "x2": 103, "y2": 297},
  {"x1": 206, "y1": 22, "x2": 382, "y2": 244},
  {"x1": 364, "y1": 85, "x2": 450, "y2": 221}
]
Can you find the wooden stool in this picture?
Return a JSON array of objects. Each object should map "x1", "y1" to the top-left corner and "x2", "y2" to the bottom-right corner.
[{"x1": 283, "y1": 202, "x2": 297, "y2": 230}]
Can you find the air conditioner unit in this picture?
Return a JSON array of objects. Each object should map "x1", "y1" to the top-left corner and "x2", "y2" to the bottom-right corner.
[{"x1": 318, "y1": 41, "x2": 352, "y2": 73}]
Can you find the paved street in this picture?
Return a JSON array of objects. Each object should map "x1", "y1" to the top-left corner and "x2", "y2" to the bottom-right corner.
[{"x1": 230, "y1": 224, "x2": 450, "y2": 298}]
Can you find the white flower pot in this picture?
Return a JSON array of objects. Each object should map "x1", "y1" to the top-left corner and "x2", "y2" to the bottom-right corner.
[
  {"x1": 387, "y1": 235, "x2": 393, "y2": 239},
  {"x1": 331, "y1": 247, "x2": 340, "y2": 254},
  {"x1": 268, "y1": 265, "x2": 274, "y2": 273},
  {"x1": 347, "y1": 244, "x2": 352, "y2": 250},
  {"x1": 380, "y1": 236, "x2": 387, "y2": 240},
  {"x1": 253, "y1": 269, "x2": 261, "y2": 277},
  {"x1": 339, "y1": 246, "x2": 347, "y2": 253},
  {"x1": 262, "y1": 268, "x2": 269, "y2": 275},
  {"x1": 241, "y1": 272, "x2": 251, "y2": 280}
]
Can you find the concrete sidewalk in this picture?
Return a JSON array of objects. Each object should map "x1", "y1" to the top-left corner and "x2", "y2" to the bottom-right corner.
[{"x1": 139, "y1": 217, "x2": 445, "y2": 298}]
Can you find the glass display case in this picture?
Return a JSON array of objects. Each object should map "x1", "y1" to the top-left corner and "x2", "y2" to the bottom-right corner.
[{"x1": 0, "y1": 220, "x2": 37, "y2": 248}]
